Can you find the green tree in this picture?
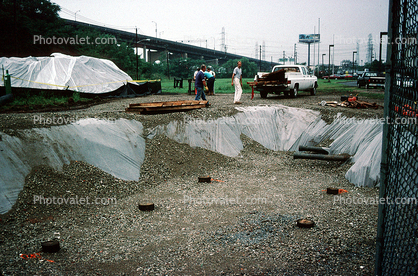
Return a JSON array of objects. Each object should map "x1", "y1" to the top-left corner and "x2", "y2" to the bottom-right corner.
[
  {"x1": 0, "y1": 0, "x2": 64, "y2": 56},
  {"x1": 216, "y1": 57, "x2": 257, "y2": 78},
  {"x1": 166, "y1": 57, "x2": 205, "y2": 79},
  {"x1": 364, "y1": 59, "x2": 385, "y2": 72}
]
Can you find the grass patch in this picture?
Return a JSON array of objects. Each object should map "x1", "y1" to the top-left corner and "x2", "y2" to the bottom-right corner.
[
  {"x1": 317, "y1": 79, "x2": 385, "y2": 99},
  {"x1": 160, "y1": 77, "x2": 254, "y2": 94},
  {"x1": 357, "y1": 91, "x2": 385, "y2": 100},
  {"x1": 160, "y1": 77, "x2": 385, "y2": 101},
  {"x1": 316, "y1": 79, "x2": 358, "y2": 93}
]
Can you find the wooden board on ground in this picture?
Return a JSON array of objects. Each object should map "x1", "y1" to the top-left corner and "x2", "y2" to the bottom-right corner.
[{"x1": 125, "y1": 100, "x2": 208, "y2": 114}]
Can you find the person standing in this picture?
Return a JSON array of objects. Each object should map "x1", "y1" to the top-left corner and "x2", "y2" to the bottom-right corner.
[
  {"x1": 195, "y1": 64, "x2": 210, "y2": 106},
  {"x1": 193, "y1": 67, "x2": 200, "y2": 95},
  {"x1": 207, "y1": 67, "x2": 216, "y2": 95},
  {"x1": 231, "y1": 61, "x2": 243, "y2": 104},
  {"x1": 204, "y1": 69, "x2": 215, "y2": 95}
]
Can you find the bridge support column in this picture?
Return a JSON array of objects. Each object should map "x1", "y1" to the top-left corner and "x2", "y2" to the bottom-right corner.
[{"x1": 143, "y1": 46, "x2": 147, "y2": 62}]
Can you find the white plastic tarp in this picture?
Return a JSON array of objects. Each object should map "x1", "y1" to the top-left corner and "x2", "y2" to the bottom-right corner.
[
  {"x1": 153, "y1": 107, "x2": 383, "y2": 188},
  {"x1": 291, "y1": 114, "x2": 383, "y2": 187},
  {"x1": 0, "y1": 105, "x2": 385, "y2": 214},
  {"x1": 150, "y1": 105, "x2": 320, "y2": 157},
  {"x1": 0, "y1": 53, "x2": 134, "y2": 94},
  {"x1": 0, "y1": 118, "x2": 145, "y2": 214}
]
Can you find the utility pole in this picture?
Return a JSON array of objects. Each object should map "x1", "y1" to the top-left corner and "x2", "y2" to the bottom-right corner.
[
  {"x1": 294, "y1": 44, "x2": 297, "y2": 64},
  {"x1": 166, "y1": 46, "x2": 170, "y2": 79},
  {"x1": 136, "y1": 28, "x2": 138, "y2": 80},
  {"x1": 259, "y1": 45, "x2": 262, "y2": 71},
  {"x1": 353, "y1": 51, "x2": 357, "y2": 75},
  {"x1": 313, "y1": 26, "x2": 316, "y2": 72},
  {"x1": 152, "y1": 21, "x2": 157, "y2": 38},
  {"x1": 318, "y1": 18, "x2": 320, "y2": 76},
  {"x1": 328, "y1": 44, "x2": 334, "y2": 81},
  {"x1": 379, "y1": 32, "x2": 388, "y2": 71}
]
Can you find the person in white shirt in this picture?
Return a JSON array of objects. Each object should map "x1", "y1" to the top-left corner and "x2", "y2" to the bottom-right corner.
[{"x1": 231, "y1": 61, "x2": 242, "y2": 104}]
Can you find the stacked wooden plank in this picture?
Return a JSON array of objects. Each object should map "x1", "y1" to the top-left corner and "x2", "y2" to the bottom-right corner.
[
  {"x1": 125, "y1": 100, "x2": 208, "y2": 114},
  {"x1": 259, "y1": 69, "x2": 286, "y2": 82},
  {"x1": 247, "y1": 80, "x2": 285, "y2": 86},
  {"x1": 247, "y1": 69, "x2": 286, "y2": 86}
]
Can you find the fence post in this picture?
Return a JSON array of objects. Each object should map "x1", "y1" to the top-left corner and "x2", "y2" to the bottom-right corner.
[{"x1": 375, "y1": 1, "x2": 394, "y2": 274}]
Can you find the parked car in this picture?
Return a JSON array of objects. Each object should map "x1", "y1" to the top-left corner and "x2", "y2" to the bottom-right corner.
[
  {"x1": 322, "y1": 74, "x2": 342, "y2": 80},
  {"x1": 357, "y1": 72, "x2": 385, "y2": 88}
]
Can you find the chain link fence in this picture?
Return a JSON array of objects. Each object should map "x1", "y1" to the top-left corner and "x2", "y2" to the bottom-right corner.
[{"x1": 376, "y1": 0, "x2": 418, "y2": 275}]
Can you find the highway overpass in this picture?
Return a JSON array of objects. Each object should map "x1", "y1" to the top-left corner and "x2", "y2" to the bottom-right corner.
[{"x1": 63, "y1": 19, "x2": 275, "y2": 68}]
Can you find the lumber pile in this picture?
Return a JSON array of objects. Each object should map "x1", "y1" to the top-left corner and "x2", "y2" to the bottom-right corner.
[
  {"x1": 258, "y1": 69, "x2": 286, "y2": 82},
  {"x1": 247, "y1": 69, "x2": 287, "y2": 87},
  {"x1": 247, "y1": 80, "x2": 285, "y2": 86},
  {"x1": 125, "y1": 100, "x2": 208, "y2": 114}
]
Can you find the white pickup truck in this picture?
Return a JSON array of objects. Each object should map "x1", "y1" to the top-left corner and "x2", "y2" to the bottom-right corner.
[{"x1": 251, "y1": 65, "x2": 318, "y2": 98}]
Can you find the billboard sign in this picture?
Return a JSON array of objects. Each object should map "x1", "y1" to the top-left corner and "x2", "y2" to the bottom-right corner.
[{"x1": 299, "y1": 34, "x2": 320, "y2": 43}]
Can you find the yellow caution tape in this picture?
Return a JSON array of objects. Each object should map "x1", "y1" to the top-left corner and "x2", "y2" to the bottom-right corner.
[
  {"x1": 129, "y1": 79, "x2": 161, "y2": 83},
  {"x1": 10, "y1": 76, "x2": 68, "y2": 88}
]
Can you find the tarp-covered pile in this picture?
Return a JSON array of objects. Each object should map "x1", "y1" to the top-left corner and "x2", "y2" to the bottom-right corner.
[{"x1": 0, "y1": 53, "x2": 157, "y2": 95}]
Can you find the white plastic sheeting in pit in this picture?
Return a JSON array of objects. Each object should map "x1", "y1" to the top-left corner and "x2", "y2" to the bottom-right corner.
[
  {"x1": 0, "y1": 119, "x2": 145, "y2": 214},
  {"x1": 152, "y1": 107, "x2": 383, "y2": 188},
  {"x1": 291, "y1": 114, "x2": 383, "y2": 187},
  {"x1": 149, "y1": 105, "x2": 321, "y2": 157},
  {"x1": 0, "y1": 53, "x2": 135, "y2": 94}
]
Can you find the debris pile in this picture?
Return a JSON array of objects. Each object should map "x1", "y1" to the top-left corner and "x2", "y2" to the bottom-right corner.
[
  {"x1": 319, "y1": 97, "x2": 382, "y2": 109},
  {"x1": 341, "y1": 100, "x2": 381, "y2": 109}
]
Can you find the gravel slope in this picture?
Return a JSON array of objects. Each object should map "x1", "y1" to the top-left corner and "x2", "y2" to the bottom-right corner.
[{"x1": 0, "y1": 90, "x2": 383, "y2": 275}]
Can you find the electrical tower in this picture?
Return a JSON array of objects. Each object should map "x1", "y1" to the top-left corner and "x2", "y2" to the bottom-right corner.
[
  {"x1": 367, "y1": 34, "x2": 374, "y2": 64},
  {"x1": 221, "y1": 27, "x2": 226, "y2": 53},
  {"x1": 262, "y1": 41, "x2": 266, "y2": 61}
]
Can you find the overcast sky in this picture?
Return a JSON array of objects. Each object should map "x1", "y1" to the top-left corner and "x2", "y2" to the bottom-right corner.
[{"x1": 54, "y1": 0, "x2": 390, "y2": 66}]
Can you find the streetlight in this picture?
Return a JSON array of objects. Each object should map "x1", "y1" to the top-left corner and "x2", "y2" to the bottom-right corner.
[
  {"x1": 136, "y1": 38, "x2": 151, "y2": 80},
  {"x1": 322, "y1": 53, "x2": 326, "y2": 77},
  {"x1": 328, "y1": 44, "x2": 334, "y2": 81},
  {"x1": 152, "y1": 21, "x2": 157, "y2": 38},
  {"x1": 75, "y1": 10, "x2": 80, "y2": 22},
  {"x1": 352, "y1": 51, "x2": 357, "y2": 76},
  {"x1": 379, "y1": 32, "x2": 388, "y2": 72}
]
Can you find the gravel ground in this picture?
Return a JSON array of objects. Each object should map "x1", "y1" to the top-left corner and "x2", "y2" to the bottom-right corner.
[{"x1": 0, "y1": 89, "x2": 384, "y2": 275}]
